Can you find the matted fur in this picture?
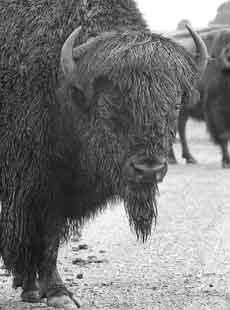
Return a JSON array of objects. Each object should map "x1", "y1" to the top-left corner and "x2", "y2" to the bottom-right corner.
[
  {"x1": 0, "y1": 0, "x2": 201, "y2": 276},
  {"x1": 80, "y1": 0, "x2": 149, "y2": 36},
  {"x1": 0, "y1": 0, "x2": 83, "y2": 273},
  {"x1": 204, "y1": 30, "x2": 230, "y2": 145},
  {"x1": 74, "y1": 30, "x2": 200, "y2": 104}
]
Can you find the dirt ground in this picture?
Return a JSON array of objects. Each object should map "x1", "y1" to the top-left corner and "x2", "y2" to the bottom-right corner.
[{"x1": 0, "y1": 120, "x2": 230, "y2": 310}]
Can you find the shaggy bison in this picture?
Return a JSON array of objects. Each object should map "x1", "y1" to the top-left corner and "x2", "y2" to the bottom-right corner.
[
  {"x1": 204, "y1": 29, "x2": 230, "y2": 167},
  {"x1": 0, "y1": 0, "x2": 207, "y2": 309},
  {"x1": 168, "y1": 26, "x2": 230, "y2": 165}
]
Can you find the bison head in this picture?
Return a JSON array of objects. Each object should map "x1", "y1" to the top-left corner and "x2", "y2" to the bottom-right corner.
[
  {"x1": 211, "y1": 30, "x2": 230, "y2": 71},
  {"x1": 60, "y1": 27, "x2": 207, "y2": 241}
]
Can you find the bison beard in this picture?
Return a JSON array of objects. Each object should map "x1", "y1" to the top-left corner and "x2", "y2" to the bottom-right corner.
[
  {"x1": 0, "y1": 0, "x2": 207, "y2": 308},
  {"x1": 124, "y1": 184, "x2": 158, "y2": 242}
]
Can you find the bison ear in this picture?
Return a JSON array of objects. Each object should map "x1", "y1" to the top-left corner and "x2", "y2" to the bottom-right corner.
[{"x1": 61, "y1": 27, "x2": 117, "y2": 91}]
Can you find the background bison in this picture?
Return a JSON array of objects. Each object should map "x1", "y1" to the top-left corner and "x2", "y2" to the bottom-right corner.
[
  {"x1": 204, "y1": 29, "x2": 230, "y2": 167},
  {"x1": 169, "y1": 26, "x2": 230, "y2": 167},
  {"x1": 0, "y1": 0, "x2": 207, "y2": 309}
]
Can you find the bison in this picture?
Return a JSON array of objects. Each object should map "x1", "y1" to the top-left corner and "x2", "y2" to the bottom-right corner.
[
  {"x1": 204, "y1": 29, "x2": 230, "y2": 167},
  {"x1": 167, "y1": 25, "x2": 230, "y2": 165},
  {"x1": 0, "y1": 0, "x2": 207, "y2": 309}
]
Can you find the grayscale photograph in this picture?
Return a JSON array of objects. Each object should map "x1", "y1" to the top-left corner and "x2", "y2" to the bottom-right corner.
[{"x1": 0, "y1": 0, "x2": 229, "y2": 309}]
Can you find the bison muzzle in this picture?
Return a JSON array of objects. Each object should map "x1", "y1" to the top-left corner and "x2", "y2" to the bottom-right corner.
[{"x1": 0, "y1": 0, "x2": 207, "y2": 309}]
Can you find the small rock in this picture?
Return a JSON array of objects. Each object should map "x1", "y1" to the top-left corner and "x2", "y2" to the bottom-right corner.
[
  {"x1": 72, "y1": 244, "x2": 89, "y2": 252},
  {"x1": 72, "y1": 256, "x2": 109, "y2": 265},
  {"x1": 88, "y1": 256, "x2": 109, "y2": 264},
  {"x1": 0, "y1": 273, "x2": 10, "y2": 277},
  {"x1": 76, "y1": 273, "x2": 83, "y2": 279},
  {"x1": 78, "y1": 244, "x2": 88, "y2": 250},
  {"x1": 87, "y1": 255, "x2": 97, "y2": 260},
  {"x1": 101, "y1": 281, "x2": 113, "y2": 287},
  {"x1": 72, "y1": 258, "x2": 87, "y2": 265}
]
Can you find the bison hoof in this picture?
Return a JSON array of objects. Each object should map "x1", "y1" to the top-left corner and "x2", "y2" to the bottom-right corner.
[
  {"x1": 21, "y1": 290, "x2": 41, "y2": 303},
  {"x1": 168, "y1": 158, "x2": 177, "y2": 165},
  {"x1": 185, "y1": 157, "x2": 197, "y2": 164},
  {"x1": 47, "y1": 295, "x2": 81, "y2": 309},
  {"x1": 222, "y1": 161, "x2": 230, "y2": 168}
]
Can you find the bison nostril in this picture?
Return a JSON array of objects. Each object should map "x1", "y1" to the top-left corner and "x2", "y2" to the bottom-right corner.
[
  {"x1": 133, "y1": 162, "x2": 168, "y2": 182},
  {"x1": 133, "y1": 162, "x2": 165, "y2": 173},
  {"x1": 124, "y1": 158, "x2": 168, "y2": 184}
]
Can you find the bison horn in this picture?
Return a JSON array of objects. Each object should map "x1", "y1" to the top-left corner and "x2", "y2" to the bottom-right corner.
[
  {"x1": 61, "y1": 27, "x2": 116, "y2": 89},
  {"x1": 220, "y1": 45, "x2": 230, "y2": 70},
  {"x1": 185, "y1": 24, "x2": 208, "y2": 75},
  {"x1": 60, "y1": 26, "x2": 82, "y2": 87}
]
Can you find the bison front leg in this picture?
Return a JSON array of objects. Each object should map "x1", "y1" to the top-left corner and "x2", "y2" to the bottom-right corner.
[
  {"x1": 220, "y1": 140, "x2": 230, "y2": 168},
  {"x1": 178, "y1": 107, "x2": 197, "y2": 164},
  {"x1": 38, "y1": 228, "x2": 81, "y2": 309},
  {"x1": 0, "y1": 197, "x2": 41, "y2": 303}
]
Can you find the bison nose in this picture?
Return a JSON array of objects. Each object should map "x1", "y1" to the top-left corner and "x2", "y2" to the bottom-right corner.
[
  {"x1": 133, "y1": 161, "x2": 168, "y2": 183},
  {"x1": 124, "y1": 156, "x2": 168, "y2": 184}
]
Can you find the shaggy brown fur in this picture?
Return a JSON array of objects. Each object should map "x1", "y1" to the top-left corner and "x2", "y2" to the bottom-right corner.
[
  {"x1": 65, "y1": 28, "x2": 200, "y2": 239},
  {"x1": 80, "y1": 0, "x2": 149, "y2": 37},
  {"x1": 0, "y1": 0, "x2": 203, "y2": 306},
  {"x1": 204, "y1": 30, "x2": 230, "y2": 167}
]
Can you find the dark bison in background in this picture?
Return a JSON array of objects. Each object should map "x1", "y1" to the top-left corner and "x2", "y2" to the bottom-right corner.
[
  {"x1": 0, "y1": 0, "x2": 207, "y2": 309},
  {"x1": 204, "y1": 29, "x2": 230, "y2": 167},
  {"x1": 168, "y1": 25, "x2": 230, "y2": 167}
]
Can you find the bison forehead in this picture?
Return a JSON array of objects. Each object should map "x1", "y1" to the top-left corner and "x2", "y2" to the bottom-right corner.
[{"x1": 72, "y1": 31, "x2": 197, "y2": 101}]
